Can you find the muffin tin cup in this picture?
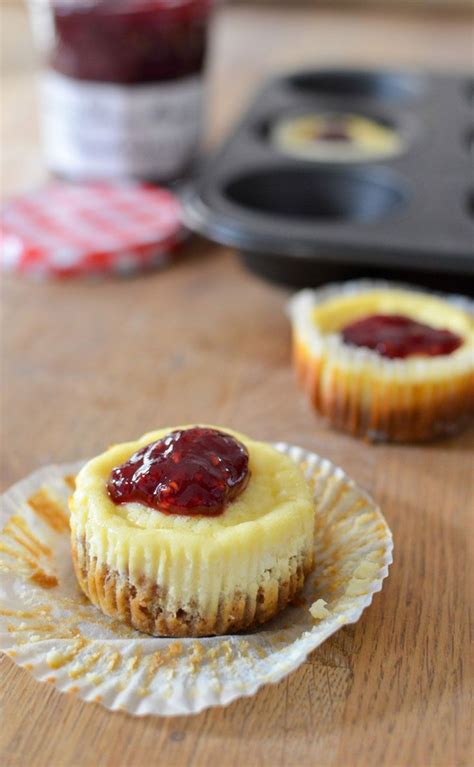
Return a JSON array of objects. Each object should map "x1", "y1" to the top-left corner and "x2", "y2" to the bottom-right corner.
[
  {"x1": 0, "y1": 446, "x2": 392, "y2": 717},
  {"x1": 182, "y1": 68, "x2": 474, "y2": 289},
  {"x1": 286, "y1": 69, "x2": 427, "y2": 102},
  {"x1": 224, "y1": 165, "x2": 408, "y2": 222}
]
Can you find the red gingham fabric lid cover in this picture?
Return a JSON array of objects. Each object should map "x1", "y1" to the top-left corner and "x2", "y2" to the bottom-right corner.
[{"x1": 0, "y1": 181, "x2": 184, "y2": 277}]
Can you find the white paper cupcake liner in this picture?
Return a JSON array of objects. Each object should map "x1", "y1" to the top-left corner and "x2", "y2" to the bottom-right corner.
[{"x1": 0, "y1": 444, "x2": 393, "y2": 716}]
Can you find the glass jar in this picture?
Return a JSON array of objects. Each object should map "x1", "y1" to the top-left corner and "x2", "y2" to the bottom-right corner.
[{"x1": 28, "y1": 0, "x2": 213, "y2": 182}]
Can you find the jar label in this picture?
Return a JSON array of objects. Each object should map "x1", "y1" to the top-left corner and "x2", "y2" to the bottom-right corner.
[{"x1": 40, "y1": 72, "x2": 204, "y2": 180}]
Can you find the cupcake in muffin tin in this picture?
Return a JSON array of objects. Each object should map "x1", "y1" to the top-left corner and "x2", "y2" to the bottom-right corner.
[{"x1": 271, "y1": 112, "x2": 404, "y2": 163}]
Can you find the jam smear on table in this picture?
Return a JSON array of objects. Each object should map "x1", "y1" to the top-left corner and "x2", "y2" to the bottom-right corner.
[
  {"x1": 342, "y1": 314, "x2": 462, "y2": 359},
  {"x1": 107, "y1": 427, "x2": 250, "y2": 516},
  {"x1": 50, "y1": 0, "x2": 211, "y2": 84}
]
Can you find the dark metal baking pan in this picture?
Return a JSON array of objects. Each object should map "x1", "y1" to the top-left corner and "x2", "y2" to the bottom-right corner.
[{"x1": 182, "y1": 68, "x2": 474, "y2": 290}]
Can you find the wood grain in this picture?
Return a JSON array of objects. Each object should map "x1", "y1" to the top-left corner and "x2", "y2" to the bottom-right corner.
[{"x1": 1, "y1": 4, "x2": 473, "y2": 767}]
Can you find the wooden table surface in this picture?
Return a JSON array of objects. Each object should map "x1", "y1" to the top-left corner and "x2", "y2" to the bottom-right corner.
[{"x1": 1, "y1": 4, "x2": 473, "y2": 767}]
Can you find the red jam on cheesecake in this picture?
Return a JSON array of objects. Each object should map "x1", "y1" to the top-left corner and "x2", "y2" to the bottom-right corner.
[
  {"x1": 107, "y1": 427, "x2": 250, "y2": 516},
  {"x1": 341, "y1": 314, "x2": 462, "y2": 359}
]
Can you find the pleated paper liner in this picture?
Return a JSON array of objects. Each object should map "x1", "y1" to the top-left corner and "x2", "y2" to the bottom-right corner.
[{"x1": 0, "y1": 444, "x2": 393, "y2": 716}]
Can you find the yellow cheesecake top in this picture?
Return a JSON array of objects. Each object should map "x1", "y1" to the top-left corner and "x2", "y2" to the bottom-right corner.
[
  {"x1": 272, "y1": 113, "x2": 403, "y2": 162},
  {"x1": 311, "y1": 288, "x2": 473, "y2": 340},
  {"x1": 289, "y1": 284, "x2": 474, "y2": 382}
]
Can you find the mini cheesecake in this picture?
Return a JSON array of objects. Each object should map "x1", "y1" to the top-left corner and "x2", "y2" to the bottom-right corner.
[
  {"x1": 289, "y1": 282, "x2": 474, "y2": 443},
  {"x1": 70, "y1": 426, "x2": 315, "y2": 637},
  {"x1": 271, "y1": 112, "x2": 403, "y2": 163}
]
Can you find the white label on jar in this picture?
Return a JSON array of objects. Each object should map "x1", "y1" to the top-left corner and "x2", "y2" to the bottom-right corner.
[{"x1": 40, "y1": 71, "x2": 204, "y2": 180}]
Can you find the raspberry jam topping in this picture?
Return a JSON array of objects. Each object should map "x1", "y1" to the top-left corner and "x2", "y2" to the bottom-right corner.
[
  {"x1": 342, "y1": 314, "x2": 462, "y2": 359},
  {"x1": 50, "y1": 0, "x2": 211, "y2": 85},
  {"x1": 107, "y1": 427, "x2": 250, "y2": 516},
  {"x1": 317, "y1": 122, "x2": 351, "y2": 142}
]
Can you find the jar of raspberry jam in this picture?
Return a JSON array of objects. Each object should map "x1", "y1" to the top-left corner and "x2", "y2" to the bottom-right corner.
[{"x1": 28, "y1": 0, "x2": 213, "y2": 181}]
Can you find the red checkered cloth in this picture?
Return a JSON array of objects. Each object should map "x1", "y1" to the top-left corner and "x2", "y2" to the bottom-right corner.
[{"x1": 0, "y1": 182, "x2": 184, "y2": 277}]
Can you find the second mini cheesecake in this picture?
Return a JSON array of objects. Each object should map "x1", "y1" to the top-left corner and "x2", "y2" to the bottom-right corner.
[{"x1": 289, "y1": 282, "x2": 474, "y2": 443}]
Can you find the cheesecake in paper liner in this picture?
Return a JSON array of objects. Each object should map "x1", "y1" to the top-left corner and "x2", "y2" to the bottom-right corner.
[
  {"x1": 289, "y1": 281, "x2": 474, "y2": 443},
  {"x1": 0, "y1": 444, "x2": 392, "y2": 716}
]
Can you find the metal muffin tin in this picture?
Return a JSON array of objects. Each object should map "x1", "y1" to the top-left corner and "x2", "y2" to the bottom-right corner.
[{"x1": 182, "y1": 68, "x2": 474, "y2": 290}]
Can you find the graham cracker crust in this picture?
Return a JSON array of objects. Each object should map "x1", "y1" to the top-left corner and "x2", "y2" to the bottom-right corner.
[
  {"x1": 72, "y1": 538, "x2": 314, "y2": 638},
  {"x1": 294, "y1": 344, "x2": 474, "y2": 443}
]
